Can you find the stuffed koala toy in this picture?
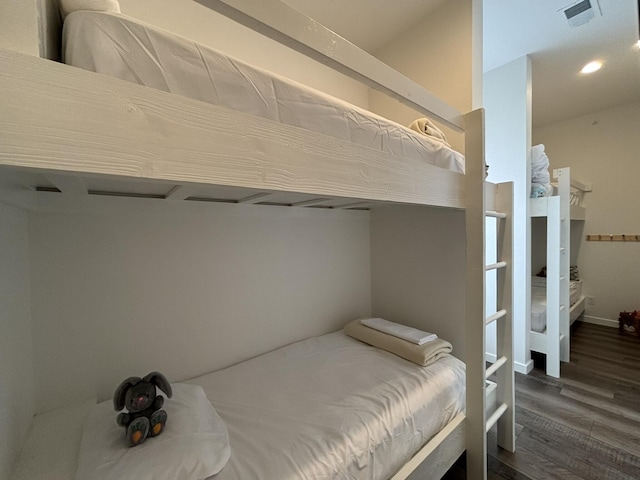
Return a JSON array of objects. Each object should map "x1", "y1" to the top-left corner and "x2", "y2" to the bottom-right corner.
[{"x1": 113, "y1": 371, "x2": 173, "y2": 447}]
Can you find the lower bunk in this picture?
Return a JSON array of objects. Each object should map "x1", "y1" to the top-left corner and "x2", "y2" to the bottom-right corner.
[
  {"x1": 13, "y1": 322, "x2": 467, "y2": 480},
  {"x1": 530, "y1": 276, "x2": 586, "y2": 377}
]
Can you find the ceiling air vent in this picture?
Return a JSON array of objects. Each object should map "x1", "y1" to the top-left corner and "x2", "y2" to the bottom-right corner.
[{"x1": 563, "y1": 0, "x2": 601, "y2": 28}]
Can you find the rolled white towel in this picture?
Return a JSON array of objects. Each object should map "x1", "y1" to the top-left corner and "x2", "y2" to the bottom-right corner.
[
  {"x1": 408, "y1": 118, "x2": 450, "y2": 147},
  {"x1": 360, "y1": 318, "x2": 438, "y2": 345}
]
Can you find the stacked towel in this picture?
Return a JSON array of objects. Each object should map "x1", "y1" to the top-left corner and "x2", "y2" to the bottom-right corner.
[
  {"x1": 408, "y1": 118, "x2": 450, "y2": 147},
  {"x1": 345, "y1": 319, "x2": 452, "y2": 366},
  {"x1": 531, "y1": 144, "x2": 552, "y2": 198},
  {"x1": 360, "y1": 317, "x2": 437, "y2": 345}
]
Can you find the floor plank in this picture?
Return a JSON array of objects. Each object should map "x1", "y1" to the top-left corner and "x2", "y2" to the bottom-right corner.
[{"x1": 445, "y1": 321, "x2": 640, "y2": 479}]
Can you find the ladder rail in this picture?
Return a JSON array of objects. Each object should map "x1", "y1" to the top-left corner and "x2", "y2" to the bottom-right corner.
[{"x1": 494, "y1": 181, "x2": 515, "y2": 452}]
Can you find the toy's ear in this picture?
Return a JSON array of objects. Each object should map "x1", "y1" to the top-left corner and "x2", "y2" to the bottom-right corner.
[
  {"x1": 113, "y1": 376, "x2": 141, "y2": 411},
  {"x1": 143, "y1": 371, "x2": 172, "y2": 398}
]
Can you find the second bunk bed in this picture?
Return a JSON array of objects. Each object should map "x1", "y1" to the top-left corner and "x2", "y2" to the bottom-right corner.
[
  {"x1": 1, "y1": 0, "x2": 515, "y2": 478},
  {"x1": 530, "y1": 151, "x2": 590, "y2": 377}
]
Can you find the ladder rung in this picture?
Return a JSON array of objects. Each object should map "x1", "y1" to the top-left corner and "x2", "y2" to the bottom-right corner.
[
  {"x1": 486, "y1": 309, "x2": 507, "y2": 325},
  {"x1": 485, "y1": 261, "x2": 507, "y2": 271},
  {"x1": 486, "y1": 402, "x2": 508, "y2": 433},
  {"x1": 486, "y1": 210, "x2": 507, "y2": 219},
  {"x1": 485, "y1": 355, "x2": 508, "y2": 379}
]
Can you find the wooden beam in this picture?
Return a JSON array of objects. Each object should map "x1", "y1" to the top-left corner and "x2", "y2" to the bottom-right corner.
[
  {"x1": 464, "y1": 108, "x2": 487, "y2": 480},
  {"x1": 0, "y1": 50, "x2": 465, "y2": 209}
]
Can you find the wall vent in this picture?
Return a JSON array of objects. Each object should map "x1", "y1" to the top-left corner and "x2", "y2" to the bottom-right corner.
[{"x1": 563, "y1": 0, "x2": 601, "y2": 28}]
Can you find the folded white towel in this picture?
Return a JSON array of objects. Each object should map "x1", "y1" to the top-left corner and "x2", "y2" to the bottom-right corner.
[{"x1": 360, "y1": 318, "x2": 438, "y2": 345}]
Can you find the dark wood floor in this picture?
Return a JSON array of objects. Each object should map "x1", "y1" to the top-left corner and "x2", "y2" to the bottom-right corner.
[{"x1": 444, "y1": 321, "x2": 640, "y2": 480}]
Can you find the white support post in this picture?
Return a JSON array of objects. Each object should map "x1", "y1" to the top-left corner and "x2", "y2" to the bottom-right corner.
[
  {"x1": 546, "y1": 196, "x2": 561, "y2": 378},
  {"x1": 556, "y1": 167, "x2": 571, "y2": 362},
  {"x1": 464, "y1": 108, "x2": 487, "y2": 480}
]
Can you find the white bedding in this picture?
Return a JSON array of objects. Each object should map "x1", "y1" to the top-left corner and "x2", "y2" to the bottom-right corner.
[
  {"x1": 531, "y1": 276, "x2": 583, "y2": 333},
  {"x1": 189, "y1": 331, "x2": 466, "y2": 480},
  {"x1": 61, "y1": 11, "x2": 465, "y2": 175},
  {"x1": 14, "y1": 330, "x2": 465, "y2": 480}
]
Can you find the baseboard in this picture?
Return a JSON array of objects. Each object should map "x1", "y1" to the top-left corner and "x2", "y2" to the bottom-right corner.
[
  {"x1": 517, "y1": 359, "x2": 534, "y2": 375},
  {"x1": 581, "y1": 316, "x2": 618, "y2": 329},
  {"x1": 485, "y1": 353, "x2": 533, "y2": 375}
]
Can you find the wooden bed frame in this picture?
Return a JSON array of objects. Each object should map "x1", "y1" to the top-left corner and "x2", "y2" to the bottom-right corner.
[
  {"x1": 530, "y1": 167, "x2": 590, "y2": 377},
  {"x1": 1, "y1": 1, "x2": 515, "y2": 478}
]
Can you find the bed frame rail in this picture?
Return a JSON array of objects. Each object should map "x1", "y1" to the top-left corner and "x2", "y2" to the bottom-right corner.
[{"x1": 195, "y1": 0, "x2": 464, "y2": 132}]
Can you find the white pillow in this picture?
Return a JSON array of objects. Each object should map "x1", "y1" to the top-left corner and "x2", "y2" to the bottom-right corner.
[
  {"x1": 59, "y1": 0, "x2": 121, "y2": 20},
  {"x1": 75, "y1": 383, "x2": 231, "y2": 480}
]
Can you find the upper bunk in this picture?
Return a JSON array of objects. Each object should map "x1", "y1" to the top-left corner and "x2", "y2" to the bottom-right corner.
[
  {"x1": 0, "y1": 0, "x2": 489, "y2": 213},
  {"x1": 530, "y1": 167, "x2": 591, "y2": 221}
]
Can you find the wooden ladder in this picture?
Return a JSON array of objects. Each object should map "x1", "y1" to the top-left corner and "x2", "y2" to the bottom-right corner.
[
  {"x1": 465, "y1": 109, "x2": 515, "y2": 480},
  {"x1": 485, "y1": 188, "x2": 515, "y2": 452}
]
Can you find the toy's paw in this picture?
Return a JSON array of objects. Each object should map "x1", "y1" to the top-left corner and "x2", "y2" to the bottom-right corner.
[
  {"x1": 149, "y1": 409, "x2": 168, "y2": 437},
  {"x1": 126, "y1": 417, "x2": 150, "y2": 447}
]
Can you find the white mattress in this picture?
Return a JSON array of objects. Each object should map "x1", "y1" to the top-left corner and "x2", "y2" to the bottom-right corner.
[
  {"x1": 190, "y1": 331, "x2": 466, "y2": 479},
  {"x1": 14, "y1": 330, "x2": 465, "y2": 480},
  {"x1": 531, "y1": 276, "x2": 583, "y2": 333},
  {"x1": 61, "y1": 11, "x2": 465, "y2": 175}
]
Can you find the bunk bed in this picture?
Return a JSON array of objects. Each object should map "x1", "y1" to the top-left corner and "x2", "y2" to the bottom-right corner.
[
  {"x1": 1, "y1": 1, "x2": 515, "y2": 479},
  {"x1": 530, "y1": 165, "x2": 590, "y2": 378}
]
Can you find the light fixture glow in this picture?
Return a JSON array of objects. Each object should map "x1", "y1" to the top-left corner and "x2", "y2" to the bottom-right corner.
[{"x1": 580, "y1": 60, "x2": 602, "y2": 74}]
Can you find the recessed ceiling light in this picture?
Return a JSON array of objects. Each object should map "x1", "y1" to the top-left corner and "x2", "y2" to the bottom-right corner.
[{"x1": 580, "y1": 60, "x2": 602, "y2": 74}]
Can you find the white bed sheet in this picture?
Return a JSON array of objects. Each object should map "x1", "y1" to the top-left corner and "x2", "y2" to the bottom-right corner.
[
  {"x1": 13, "y1": 331, "x2": 464, "y2": 480},
  {"x1": 531, "y1": 276, "x2": 583, "y2": 333},
  {"x1": 61, "y1": 11, "x2": 465, "y2": 175},
  {"x1": 189, "y1": 331, "x2": 466, "y2": 480}
]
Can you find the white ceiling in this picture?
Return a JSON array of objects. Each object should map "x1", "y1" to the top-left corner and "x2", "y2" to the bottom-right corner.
[{"x1": 286, "y1": 0, "x2": 640, "y2": 127}]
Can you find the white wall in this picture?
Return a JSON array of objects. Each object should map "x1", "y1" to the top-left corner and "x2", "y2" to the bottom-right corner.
[
  {"x1": 484, "y1": 56, "x2": 532, "y2": 374},
  {"x1": 0, "y1": 204, "x2": 35, "y2": 480},
  {"x1": 534, "y1": 101, "x2": 640, "y2": 326},
  {"x1": 0, "y1": 0, "x2": 39, "y2": 56},
  {"x1": 368, "y1": 0, "x2": 474, "y2": 153},
  {"x1": 28, "y1": 196, "x2": 372, "y2": 412},
  {"x1": 117, "y1": 0, "x2": 369, "y2": 109},
  {"x1": 370, "y1": 206, "x2": 467, "y2": 361}
]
